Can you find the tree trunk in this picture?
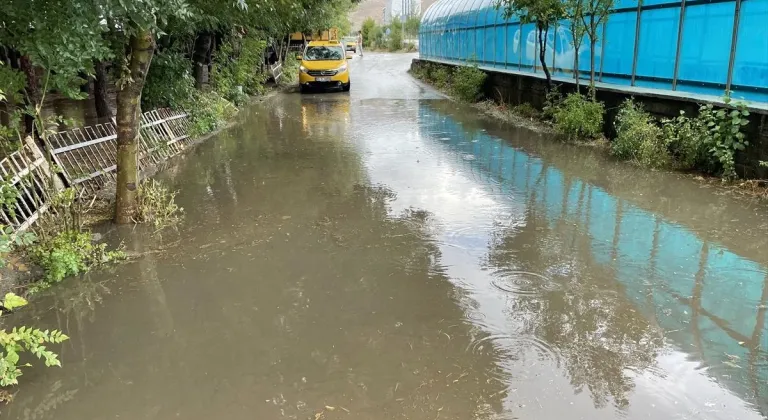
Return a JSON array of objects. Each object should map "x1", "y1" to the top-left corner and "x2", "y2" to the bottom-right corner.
[
  {"x1": 115, "y1": 29, "x2": 155, "y2": 224},
  {"x1": 590, "y1": 37, "x2": 596, "y2": 97},
  {"x1": 94, "y1": 60, "x2": 112, "y2": 118},
  {"x1": 19, "y1": 55, "x2": 40, "y2": 137},
  {"x1": 574, "y1": 48, "x2": 580, "y2": 92},
  {"x1": 538, "y1": 25, "x2": 552, "y2": 90},
  {"x1": 78, "y1": 71, "x2": 90, "y2": 94},
  {"x1": 193, "y1": 31, "x2": 212, "y2": 88}
]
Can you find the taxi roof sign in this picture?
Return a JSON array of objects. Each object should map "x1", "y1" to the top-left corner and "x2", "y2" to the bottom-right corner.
[{"x1": 329, "y1": 27, "x2": 339, "y2": 41}]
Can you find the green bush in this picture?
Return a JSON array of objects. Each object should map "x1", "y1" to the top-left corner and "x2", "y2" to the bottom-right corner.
[
  {"x1": 553, "y1": 93, "x2": 604, "y2": 140},
  {"x1": 388, "y1": 30, "x2": 402, "y2": 52},
  {"x1": 452, "y1": 65, "x2": 486, "y2": 102},
  {"x1": 143, "y1": 51, "x2": 196, "y2": 110},
  {"x1": 29, "y1": 230, "x2": 123, "y2": 287},
  {"x1": 280, "y1": 55, "x2": 300, "y2": 86},
  {"x1": 612, "y1": 99, "x2": 670, "y2": 168},
  {"x1": 361, "y1": 17, "x2": 376, "y2": 48},
  {"x1": 542, "y1": 85, "x2": 563, "y2": 121},
  {"x1": 431, "y1": 66, "x2": 452, "y2": 89},
  {"x1": 186, "y1": 91, "x2": 238, "y2": 137},
  {"x1": 660, "y1": 98, "x2": 750, "y2": 178},
  {"x1": 211, "y1": 34, "x2": 268, "y2": 105},
  {"x1": 661, "y1": 111, "x2": 710, "y2": 171},
  {"x1": 697, "y1": 98, "x2": 750, "y2": 179}
]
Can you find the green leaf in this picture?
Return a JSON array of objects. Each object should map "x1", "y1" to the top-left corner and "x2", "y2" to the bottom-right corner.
[
  {"x1": 6, "y1": 350, "x2": 19, "y2": 365},
  {"x1": 2, "y1": 293, "x2": 27, "y2": 310}
]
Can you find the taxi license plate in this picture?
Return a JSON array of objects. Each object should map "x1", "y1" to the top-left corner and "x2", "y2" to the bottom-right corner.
[{"x1": 315, "y1": 77, "x2": 330, "y2": 82}]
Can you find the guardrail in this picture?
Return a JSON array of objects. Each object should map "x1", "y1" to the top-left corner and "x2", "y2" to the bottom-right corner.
[{"x1": 1, "y1": 108, "x2": 193, "y2": 232}]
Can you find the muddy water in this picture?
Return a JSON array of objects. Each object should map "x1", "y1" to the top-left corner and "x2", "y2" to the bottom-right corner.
[{"x1": 2, "y1": 54, "x2": 767, "y2": 419}]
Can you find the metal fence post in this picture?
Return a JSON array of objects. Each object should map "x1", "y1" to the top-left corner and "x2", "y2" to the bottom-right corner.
[
  {"x1": 725, "y1": 0, "x2": 742, "y2": 94},
  {"x1": 518, "y1": 21, "x2": 523, "y2": 70},
  {"x1": 672, "y1": 0, "x2": 687, "y2": 90},
  {"x1": 552, "y1": 24, "x2": 557, "y2": 75},
  {"x1": 631, "y1": 0, "x2": 643, "y2": 86},
  {"x1": 599, "y1": 21, "x2": 607, "y2": 82},
  {"x1": 504, "y1": 19, "x2": 508, "y2": 68},
  {"x1": 534, "y1": 26, "x2": 538, "y2": 72}
]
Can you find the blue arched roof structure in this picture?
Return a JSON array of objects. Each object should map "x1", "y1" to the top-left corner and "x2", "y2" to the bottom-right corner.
[{"x1": 419, "y1": 0, "x2": 768, "y2": 103}]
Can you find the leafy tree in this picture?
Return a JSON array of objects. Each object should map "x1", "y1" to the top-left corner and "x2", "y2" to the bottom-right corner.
[
  {"x1": 497, "y1": 0, "x2": 566, "y2": 90},
  {"x1": 0, "y1": 0, "x2": 111, "y2": 134},
  {"x1": 405, "y1": 16, "x2": 420, "y2": 40},
  {"x1": 580, "y1": 0, "x2": 614, "y2": 89},
  {"x1": 361, "y1": 17, "x2": 377, "y2": 47},
  {"x1": 565, "y1": 0, "x2": 587, "y2": 91}
]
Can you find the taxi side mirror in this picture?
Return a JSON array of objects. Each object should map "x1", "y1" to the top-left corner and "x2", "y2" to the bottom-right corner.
[{"x1": 296, "y1": 54, "x2": 302, "y2": 60}]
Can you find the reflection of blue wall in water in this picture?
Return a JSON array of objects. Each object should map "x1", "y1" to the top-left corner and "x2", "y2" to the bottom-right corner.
[
  {"x1": 419, "y1": 0, "x2": 768, "y2": 103},
  {"x1": 417, "y1": 103, "x2": 768, "y2": 407}
]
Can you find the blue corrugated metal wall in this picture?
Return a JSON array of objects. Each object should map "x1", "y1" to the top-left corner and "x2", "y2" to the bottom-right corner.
[{"x1": 419, "y1": 0, "x2": 768, "y2": 103}]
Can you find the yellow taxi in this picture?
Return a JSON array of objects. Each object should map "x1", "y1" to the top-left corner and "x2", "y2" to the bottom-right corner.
[
  {"x1": 342, "y1": 36, "x2": 357, "y2": 53},
  {"x1": 298, "y1": 40, "x2": 350, "y2": 93}
]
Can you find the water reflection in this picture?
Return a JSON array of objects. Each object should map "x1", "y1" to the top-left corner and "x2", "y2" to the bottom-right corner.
[
  {"x1": 416, "y1": 101, "x2": 768, "y2": 414},
  {"x1": 1, "y1": 99, "x2": 508, "y2": 420}
]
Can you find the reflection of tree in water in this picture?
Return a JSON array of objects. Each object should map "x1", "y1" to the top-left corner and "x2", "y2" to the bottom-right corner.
[{"x1": 484, "y1": 178, "x2": 664, "y2": 411}]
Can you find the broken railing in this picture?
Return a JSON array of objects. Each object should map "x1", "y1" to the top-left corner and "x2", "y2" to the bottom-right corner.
[{"x1": 1, "y1": 108, "x2": 193, "y2": 231}]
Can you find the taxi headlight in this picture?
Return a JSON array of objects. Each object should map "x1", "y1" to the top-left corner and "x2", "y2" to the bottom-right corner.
[
  {"x1": 337, "y1": 63, "x2": 348, "y2": 73},
  {"x1": 299, "y1": 65, "x2": 308, "y2": 74}
]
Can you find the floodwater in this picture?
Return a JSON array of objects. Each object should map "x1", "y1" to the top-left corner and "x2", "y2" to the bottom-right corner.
[{"x1": 2, "y1": 53, "x2": 767, "y2": 419}]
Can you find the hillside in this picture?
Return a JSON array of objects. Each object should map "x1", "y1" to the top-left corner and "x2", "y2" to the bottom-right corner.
[{"x1": 349, "y1": 0, "x2": 439, "y2": 29}]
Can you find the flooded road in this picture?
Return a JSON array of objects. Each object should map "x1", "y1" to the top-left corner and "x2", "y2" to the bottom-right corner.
[{"x1": 3, "y1": 53, "x2": 767, "y2": 419}]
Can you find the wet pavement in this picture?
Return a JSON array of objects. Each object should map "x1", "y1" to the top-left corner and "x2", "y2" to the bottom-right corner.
[{"x1": 2, "y1": 53, "x2": 767, "y2": 419}]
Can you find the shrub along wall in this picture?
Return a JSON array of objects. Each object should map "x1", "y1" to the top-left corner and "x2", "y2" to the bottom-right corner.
[{"x1": 411, "y1": 59, "x2": 768, "y2": 179}]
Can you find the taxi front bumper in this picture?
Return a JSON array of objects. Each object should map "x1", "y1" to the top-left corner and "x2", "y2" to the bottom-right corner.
[{"x1": 299, "y1": 69, "x2": 349, "y2": 87}]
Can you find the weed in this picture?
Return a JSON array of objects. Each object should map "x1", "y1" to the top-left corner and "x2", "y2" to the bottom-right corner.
[
  {"x1": 0, "y1": 293, "x2": 68, "y2": 386},
  {"x1": 186, "y1": 91, "x2": 238, "y2": 137},
  {"x1": 553, "y1": 93, "x2": 604, "y2": 140},
  {"x1": 542, "y1": 85, "x2": 563, "y2": 121},
  {"x1": 0, "y1": 226, "x2": 36, "y2": 266},
  {"x1": 697, "y1": 97, "x2": 750, "y2": 179},
  {"x1": 659, "y1": 97, "x2": 751, "y2": 178},
  {"x1": 511, "y1": 102, "x2": 540, "y2": 119},
  {"x1": 661, "y1": 111, "x2": 710, "y2": 171},
  {"x1": 136, "y1": 179, "x2": 184, "y2": 230},
  {"x1": 452, "y1": 65, "x2": 487, "y2": 102},
  {"x1": 612, "y1": 99, "x2": 669, "y2": 168},
  {"x1": 29, "y1": 230, "x2": 123, "y2": 288},
  {"x1": 280, "y1": 55, "x2": 300, "y2": 86}
]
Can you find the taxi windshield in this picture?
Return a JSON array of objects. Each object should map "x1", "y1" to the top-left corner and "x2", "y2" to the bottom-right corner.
[{"x1": 304, "y1": 46, "x2": 344, "y2": 61}]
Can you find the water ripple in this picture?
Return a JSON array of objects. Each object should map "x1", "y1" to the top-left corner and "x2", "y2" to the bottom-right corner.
[
  {"x1": 467, "y1": 333, "x2": 560, "y2": 366},
  {"x1": 490, "y1": 270, "x2": 563, "y2": 296}
]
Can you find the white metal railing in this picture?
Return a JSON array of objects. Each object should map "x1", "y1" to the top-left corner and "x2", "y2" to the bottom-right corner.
[{"x1": 0, "y1": 108, "x2": 193, "y2": 232}]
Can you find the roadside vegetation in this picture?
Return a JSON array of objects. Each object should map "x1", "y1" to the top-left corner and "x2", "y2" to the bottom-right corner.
[
  {"x1": 361, "y1": 16, "x2": 419, "y2": 52},
  {"x1": 412, "y1": 61, "x2": 756, "y2": 182}
]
